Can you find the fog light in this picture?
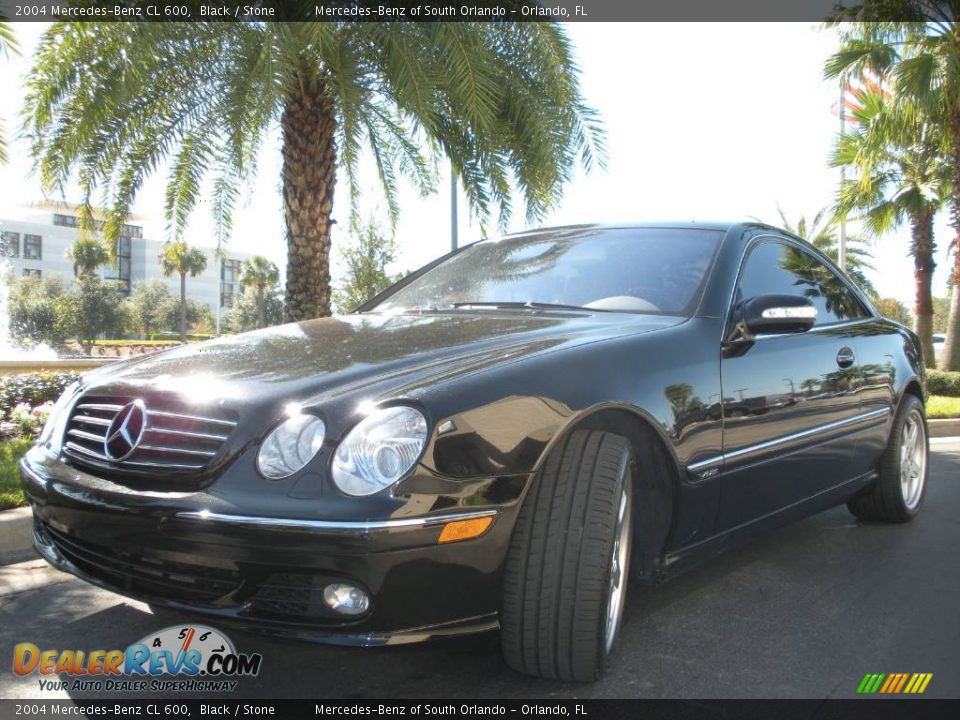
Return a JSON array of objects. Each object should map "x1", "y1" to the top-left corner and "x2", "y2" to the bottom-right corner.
[{"x1": 323, "y1": 583, "x2": 370, "y2": 615}]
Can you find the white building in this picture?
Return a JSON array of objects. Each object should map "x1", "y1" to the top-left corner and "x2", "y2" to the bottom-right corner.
[{"x1": 0, "y1": 202, "x2": 255, "y2": 316}]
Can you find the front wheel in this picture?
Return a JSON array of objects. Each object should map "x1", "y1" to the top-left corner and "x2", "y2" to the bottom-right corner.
[
  {"x1": 500, "y1": 429, "x2": 634, "y2": 682},
  {"x1": 848, "y1": 395, "x2": 928, "y2": 523}
]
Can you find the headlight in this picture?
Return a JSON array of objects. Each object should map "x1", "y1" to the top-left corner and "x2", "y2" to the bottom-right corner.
[
  {"x1": 332, "y1": 406, "x2": 428, "y2": 496},
  {"x1": 257, "y1": 413, "x2": 326, "y2": 479},
  {"x1": 37, "y1": 381, "x2": 80, "y2": 456}
]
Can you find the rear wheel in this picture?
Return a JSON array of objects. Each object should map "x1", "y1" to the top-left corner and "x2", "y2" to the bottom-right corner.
[
  {"x1": 500, "y1": 429, "x2": 634, "y2": 682},
  {"x1": 848, "y1": 395, "x2": 928, "y2": 523}
]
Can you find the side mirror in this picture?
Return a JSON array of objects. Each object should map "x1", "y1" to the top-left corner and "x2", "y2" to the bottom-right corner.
[{"x1": 742, "y1": 294, "x2": 817, "y2": 335}]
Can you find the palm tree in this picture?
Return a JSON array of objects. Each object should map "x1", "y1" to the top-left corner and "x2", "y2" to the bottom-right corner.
[
  {"x1": 0, "y1": 21, "x2": 18, "y2": 164},
  {"x1": 826, "y1": 8, "x2": 960, "y2": 368},
  {"x1": 777, "y1": 208, "x2": 878, "y2": 298},
  {"x1": 239, "y1": 256, "x2": 280, "y2": 330},
  {"x1": 830, "y1": 86, "x2": 949, "y2": 368},
  {"x1": 159, "y1": 241, "x2": 207, "y2": 343},
  {"x1": 24, "y1": 20, "x2": 604, "y2": 321},
  {"x1": 66, "y1": 237, "x2": 110, "y2": 277}
]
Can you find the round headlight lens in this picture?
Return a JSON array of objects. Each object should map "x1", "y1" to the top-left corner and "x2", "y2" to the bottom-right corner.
[
  {"x1": 332, "y1": 406, "x2": 428, "y2": 496},
  {"x1": 257, "y1": 413, "x2": 326, "y2": 479}
]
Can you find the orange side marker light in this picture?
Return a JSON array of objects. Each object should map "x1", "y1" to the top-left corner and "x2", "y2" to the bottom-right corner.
[{"x1": 438, "y1": 516, "x2": 494, "y2": 544}]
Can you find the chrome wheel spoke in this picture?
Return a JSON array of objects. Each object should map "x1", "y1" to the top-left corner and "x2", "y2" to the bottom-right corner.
[
  {"x1": 604, "y1": 481, "x2": 631, "y2": 654},
  {"x1": 899, "y1": 410, "x2": 927, "y2": 511}
]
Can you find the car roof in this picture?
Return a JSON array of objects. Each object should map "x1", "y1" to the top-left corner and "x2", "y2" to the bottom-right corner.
[{"x1": 497, "y1": 221, "x2": 791, "y2": 240}]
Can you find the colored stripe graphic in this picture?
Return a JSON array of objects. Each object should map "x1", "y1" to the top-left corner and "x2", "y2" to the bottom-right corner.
[
  {"x1": 857, "y1": 673, "x2": 932, "y2": 694},
  {"x1": 857, "y1": 673, "x2": 884, "y2": 694}
]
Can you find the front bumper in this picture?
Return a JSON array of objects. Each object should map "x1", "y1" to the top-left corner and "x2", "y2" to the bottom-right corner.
[{"x1": 20, "y1": 448, "x2": 527, "y2": 645}]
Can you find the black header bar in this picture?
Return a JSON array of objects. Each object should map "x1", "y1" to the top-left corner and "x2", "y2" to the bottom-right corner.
[
  {"x1": 0, "y1": 0, "x2": 945, "y2": 23},
  {"x1": 0, "y1": 699, "x2": 959, "y2": 719}
]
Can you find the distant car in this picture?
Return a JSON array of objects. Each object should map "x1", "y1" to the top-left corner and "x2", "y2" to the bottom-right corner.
[
  {"x1": 21, "y1": 222, "x2": 928, "y2": 681},
  {"x1": 933, "y1": 333, "x2": 946, "y2": 364}
]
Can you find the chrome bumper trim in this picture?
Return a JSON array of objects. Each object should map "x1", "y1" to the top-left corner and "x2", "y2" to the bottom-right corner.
[{"x1": 174, "y1": 508, "x2": 499, "y2": 533}]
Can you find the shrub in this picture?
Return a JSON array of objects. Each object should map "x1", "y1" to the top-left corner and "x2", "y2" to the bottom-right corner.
[
  {"x1": 0, "y1": 438, "x2": 33, "y2": 509},
  {"x1": 333, "y1": 219, "x2": 403, "y2": 313},
  {"x1": 147, "y1": 332, "x2": 213, "y2": 342},
  {"x1": 927, "y1": 370, "x2": 960, "y2": 398},
  {"x1": 61, "y1": 276, "x2": 130, "y2": 348},
  {"x1": 226, "y1": 286, "x2": 284, "y2": 333},
  {"x1": 90, "y1": 339, "x2": 179, "y2": 347},
  {"x1": 0, "y1": 371, "x2": 79, "y2": 420},
  {"x1": 4, "y1": 274, "x2": 70, "y2": 348},
  {"x1": 10, "y1": 401, "x2": 53, "y2": 437}
]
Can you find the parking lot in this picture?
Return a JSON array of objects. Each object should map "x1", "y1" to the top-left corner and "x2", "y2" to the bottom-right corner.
[{"x1": 1, "y1": 438, "x2": 958, "y2": 700}]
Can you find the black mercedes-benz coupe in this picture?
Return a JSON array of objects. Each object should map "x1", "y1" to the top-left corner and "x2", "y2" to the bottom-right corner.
[{"x1": 22, "y1": 222, "x2": 927, "y2": 681}]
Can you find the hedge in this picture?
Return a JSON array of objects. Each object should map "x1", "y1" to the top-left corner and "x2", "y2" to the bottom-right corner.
[
  {"x1": 927, "y1": 370, "x2": 960, "y2": 398},
  {"x1": 89, "y1": 339, "x2": 182, "y2": 347},
  {"x1": 147, "y1": 332, "x2": 213, "y2": 342},
  {"x1": 0, "y1": 371, "x2": 79, "y2": 420}
]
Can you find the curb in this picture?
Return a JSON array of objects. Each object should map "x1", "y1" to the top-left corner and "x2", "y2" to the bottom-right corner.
[
  {"x1": 0, "y1": 506, "x2": 36, "y2": 566},
  {"x1": 929, "y1": 418, "x2": 960, "y2": 439}
]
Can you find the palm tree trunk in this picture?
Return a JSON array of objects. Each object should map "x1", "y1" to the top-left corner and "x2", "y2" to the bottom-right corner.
[
  {"x1": 910, "y1": 210, "x2": 936, "y2": 369},
  {"x1": 281, "y1": 76, "x2": 336, "y2": 321},
  {"x1": 944, "y1": 284, "x2": 960, "y2": 371},
  {"x1": 179, "y1": 271, "x2": 187, "y2": 343},
  {"x1": 943, "y1": 93, "x2": 960, "y2": 371},
  {"x1": 257, "y1": 285, "x2": 266, "y2": 329}
]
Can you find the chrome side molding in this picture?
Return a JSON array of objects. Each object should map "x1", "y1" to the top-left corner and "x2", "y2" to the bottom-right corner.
[{"x1": 688, "y1": 406, "x2": 891, "y2": 473}]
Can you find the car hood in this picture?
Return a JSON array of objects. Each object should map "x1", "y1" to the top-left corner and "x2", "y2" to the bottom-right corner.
[{"x1": 80, "y1": 312, "x2": 683, "y2": 413}]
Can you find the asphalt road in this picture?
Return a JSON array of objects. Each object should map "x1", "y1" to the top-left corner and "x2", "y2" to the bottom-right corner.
[{"x1": 2, "y1": 439, "x2": 958, "y2": 701}]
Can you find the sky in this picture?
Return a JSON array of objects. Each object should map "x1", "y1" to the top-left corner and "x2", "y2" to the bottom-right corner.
[{"x1": 0, "y1": 22, "x2": 954, "y2": 307}]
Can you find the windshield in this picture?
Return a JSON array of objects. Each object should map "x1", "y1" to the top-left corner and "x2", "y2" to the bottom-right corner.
[{"x1": 371, "y1": 227, "x2": 723, "y2": 315}]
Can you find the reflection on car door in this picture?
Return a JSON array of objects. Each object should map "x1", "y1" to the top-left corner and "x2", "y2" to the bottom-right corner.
[{"x1": 716, "y1": 238, "x2": 874, "y2": 532}]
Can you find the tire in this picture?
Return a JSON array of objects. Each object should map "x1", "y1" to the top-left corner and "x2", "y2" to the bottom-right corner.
[
  {"x1": 847, "y1": 394, "x2": 928, "y2": 523},
  {"x1": 500, "y1": 429, "x2": 634, "y2": 682}
]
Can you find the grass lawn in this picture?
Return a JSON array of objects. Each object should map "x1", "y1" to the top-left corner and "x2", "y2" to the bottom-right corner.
[
  {"x1": 927, "y1": 395, "x2": 960, "y2": 420},
  {"x1": 0, "y1": 439, "x2": 32, "y2": 511}
]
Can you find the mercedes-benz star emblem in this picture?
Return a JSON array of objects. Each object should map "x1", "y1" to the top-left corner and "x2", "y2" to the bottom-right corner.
[{"x1": 104, "y1": 400, "x2": 148, "y2": 461}]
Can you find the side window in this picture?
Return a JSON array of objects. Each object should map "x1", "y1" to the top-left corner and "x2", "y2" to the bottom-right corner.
[{"x1": 736, "y1": 240, "x2": 869, "y2": 327}]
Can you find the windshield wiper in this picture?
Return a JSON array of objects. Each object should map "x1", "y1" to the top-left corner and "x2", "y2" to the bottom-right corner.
[{"x1": 450, "y1": 301, "x2": 606, "y2": 313}]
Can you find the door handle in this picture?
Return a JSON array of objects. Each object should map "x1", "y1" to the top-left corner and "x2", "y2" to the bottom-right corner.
[{"x1": 836, "y1": 347, "x2": 855, "y2": 368}]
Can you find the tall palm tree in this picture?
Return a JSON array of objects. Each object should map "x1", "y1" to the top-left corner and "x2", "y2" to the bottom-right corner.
[
  {"x1": 24, "y1": 18, "x2": 604, "y2": 321},
  {"x1": 776, "y1": 208, "x2": 878, "y2": 298},
  {"x1": 830, "y1": 86, "x2": 949, "y2": 368},
  {"x1": 66, "y1": 237, "x2": 110, "y2": 277},
  {"x1": 826, "y1": 7, "x2": 960, "y2": 368},
  {"x1": 239, "y1": 256, "x2": 280, "y2": 330},
  {"x1": 0, "y1": 20, "x2": 18, "y2": 164},
  {"x1": 159, "y1": 241, "x2": 207, "y2": 343}
]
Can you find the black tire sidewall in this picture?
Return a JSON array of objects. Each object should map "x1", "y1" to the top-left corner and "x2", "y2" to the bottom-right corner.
[{"x1": 499, "y1": 430, "x2": 638, "y2": 681}]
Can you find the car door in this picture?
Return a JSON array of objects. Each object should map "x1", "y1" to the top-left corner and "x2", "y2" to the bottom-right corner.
[{"x1": 716, "y1": 237, "x2": 873, "y2": 532}]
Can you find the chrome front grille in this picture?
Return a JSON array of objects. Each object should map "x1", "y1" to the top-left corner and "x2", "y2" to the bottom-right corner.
[{"x1": 62, "y1": 394, "x2": 237, "y2": 476}]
